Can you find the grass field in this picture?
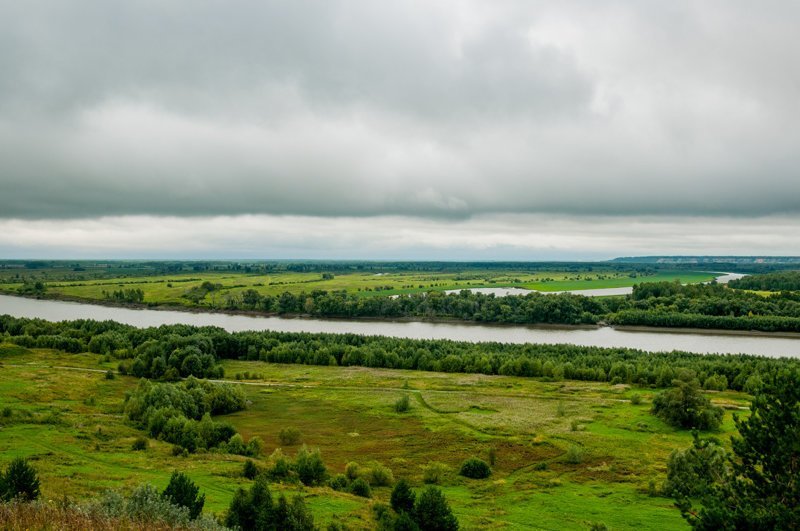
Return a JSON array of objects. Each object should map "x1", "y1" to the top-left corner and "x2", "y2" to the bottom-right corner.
[
  {"x1": 0, "y1": 269, "x2": 718, "y2": 308},
  {"x1": 0, "y1": 343, "x2": 749, "y2": 529}
]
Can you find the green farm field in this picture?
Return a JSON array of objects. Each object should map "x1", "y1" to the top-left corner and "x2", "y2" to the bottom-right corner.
[
  {"x1": 0, "y1": 343, "x2": 749, "y2": 529},
  {"x1": 0, "y1": 269, "x2": 718, "y2": 307}
]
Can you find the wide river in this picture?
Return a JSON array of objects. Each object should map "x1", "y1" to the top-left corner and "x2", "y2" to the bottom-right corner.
[{"x1": 2, "y1": 293, "x2": 799, "y2": 358}]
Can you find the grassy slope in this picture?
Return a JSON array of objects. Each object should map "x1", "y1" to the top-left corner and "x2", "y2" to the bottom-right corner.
[
  {"x1": 1, "y1": 269, "x2": 718, "y2": 306},
  {"x1": 0, "y1": 344, "x2": 748, "y2": 529}
]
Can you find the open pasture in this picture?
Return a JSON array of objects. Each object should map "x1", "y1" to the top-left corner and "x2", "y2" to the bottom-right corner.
[{"x1": 0, "y1": 344, "x2": 749, "y2": 529}]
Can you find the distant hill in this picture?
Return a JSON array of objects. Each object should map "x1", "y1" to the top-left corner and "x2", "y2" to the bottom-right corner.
[{"x1": 611, "y1": 256, "x2": 800, "y2": 265}]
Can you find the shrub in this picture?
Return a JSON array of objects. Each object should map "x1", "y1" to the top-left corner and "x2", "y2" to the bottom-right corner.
[
  {"x1": 98, "y1": 484, "x2": 193, "y2": 526},
  {"x1": 345, "y1": 462, "x2": 360, "y2": 480},
  {"x1": 459, "y1": 458, "x2": 491, "y2": 479},
  {"x1": 162, "y1": 471, "x2": 205, "y2": 520},
  {"x1": 278, "y1": 427, "x2": 302, "y2": 446},
  {"x1": 328, "y1": 474, "x2": 349, "y2": 492},
  {"x1": 394, "y1": 395, "x2": 411, "y2": 413},
  {"x1": 131, "y1": 437, "x2": 148, "y2": 451},
  {"x1": 349, "y1": 478, "x2": 372, "y2": 498},
  {"x1": 105, "y1": 370, "x2": 115, "y2": 380},
  {"x1": 1, "y1": 407, "x2": 11, "y2": 418},
  {"x1": 242, "y1": 459, "x2": 259, "y2": 480},
  {"x1": 1, "y1": 458, "x2": 41, "y2": 502},
  {"x1": 630, "y1": 393, "x2": 642, "y2": 405},
  {"x1": 390, "y1": 479, "x2": 416, "y2": 514},
  {"x1": 367, "y1": 463, "x2": 395, "y2": 487},
  {"x1": 565, "y1": 445, "x2": 584, "y2": 465},
  {"x1": 422, "y1": 462, "x2": 448, "y2": 485},
  {"x1": 413, "y1": 486, "x2": 458, "y2": 530},
  {"x1": 226, "y1": 476, "x2": 314, "y2": 530},
  {"x1": 267, "y1": 451, "x2": 295, "y2": 482}
]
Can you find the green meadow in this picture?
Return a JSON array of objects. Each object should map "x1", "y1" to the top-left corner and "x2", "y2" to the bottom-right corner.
[
  {"x1": 0, "y1": 344, "x2": 749, "y2": 529},
  {"x1": 0, "y1": 269, "x2": 718, "y2": 307}
]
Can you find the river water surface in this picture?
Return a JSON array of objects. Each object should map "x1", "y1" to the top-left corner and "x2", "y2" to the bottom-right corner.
[{"x1": 1, "y1": 293, "x2": 798, "y2": 358}]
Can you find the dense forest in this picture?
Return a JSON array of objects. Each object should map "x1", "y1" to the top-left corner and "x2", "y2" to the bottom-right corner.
[
  {"x1": 2, "y1": 314, "x2": 797, "y2": 392},
  {"x1": 728, "y1": 270, "x2": 800, "y2": 291}
]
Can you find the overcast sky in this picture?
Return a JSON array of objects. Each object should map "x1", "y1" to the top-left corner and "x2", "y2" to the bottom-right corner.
[{"x1": 1, "y1": 1, "x2": 798, "y2": 259}]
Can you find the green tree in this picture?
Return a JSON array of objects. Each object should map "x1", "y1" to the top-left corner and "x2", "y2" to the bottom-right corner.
[
  {"x1": 413, "y1": 486, "x2": 458, "y2": 531},
  {"x1": 677, "y1": 371, "x2": 800, "y2": 529},
  {"x1": 394, "y1": 511, "x2": 421, "y2": 531},
  {"x1": 0, "y1": 458, "x2": 40, "y2": 501},
  {"x1": 350, "y1": 478, "x2": 372, "y2": 498},
  {"x1": 295, "y1": 446, "x2": 327, "y2": 486},
  {"x1": 652, "y1": 373, "x2": 723, "y2": 430},
  {"x1": 162, "y1": 471, "x2": 205, "y2": 519},
  {"x1": 390, "y1": 479, "x2": 416, "y2": 514},
  {"x1": 663, "y1": 431, "x2": 729, "y2": 499},
  {"x1": 243, "y1": 459, "x2": 259, "y2": 480}
]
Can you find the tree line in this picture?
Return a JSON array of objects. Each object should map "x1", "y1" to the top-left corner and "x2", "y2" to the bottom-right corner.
[
  {"x1": 202, "y1": 280, "x2": 800, "y2": 333},
  {"x1": 2, "y1": 314, "x2": 798, "y2": 392},
  {"x1": 728, "y1": 270, "x2": 800, "y2": 291}
]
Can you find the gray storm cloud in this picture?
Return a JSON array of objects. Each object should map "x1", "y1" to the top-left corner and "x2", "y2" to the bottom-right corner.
[{"x1": 1, "y1": 0, "x2": 799, "y2": 220}]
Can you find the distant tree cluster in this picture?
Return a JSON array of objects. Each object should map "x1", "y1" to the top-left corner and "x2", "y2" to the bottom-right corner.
[
  {"x1": 375, "y1": 480, "x2": 459, "y2": 530},
  {"x1": 651, "y1": 373, "x2": 724, "y2": 430},
  {"x1": 123, "y1": 378, "x2": 257, "y2": 454},
  {"x1": 103, "y1": 288, "x2": 144, "y2": 303},
  {"x1": 728, "y1": 270, "x2": 800, "y2": 291}
]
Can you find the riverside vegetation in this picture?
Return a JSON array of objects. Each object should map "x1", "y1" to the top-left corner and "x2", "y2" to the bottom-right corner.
[{"x1": 1, "y1": 313, "x2": 799, "y2": 528}]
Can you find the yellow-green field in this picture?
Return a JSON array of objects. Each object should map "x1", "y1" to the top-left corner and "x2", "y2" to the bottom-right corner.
[
  {"x1": 0, "y1": 344, "x2": 749, "y2": 529},
  {"x1": 0, "y1": 269, "x2": 718, "y2": 307}
]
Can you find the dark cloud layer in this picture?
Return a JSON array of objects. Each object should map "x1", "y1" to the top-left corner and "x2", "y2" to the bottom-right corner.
[{"x1": 1, "y1": 1, "x2": 799, "y2": 220}]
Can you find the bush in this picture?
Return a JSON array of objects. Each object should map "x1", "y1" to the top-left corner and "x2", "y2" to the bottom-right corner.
[
  {"x1": 105, "y1": 370, "x2": 115, "y2": 380},
  {"x1": 98, "y1": 484, "x2": 193, "y2": 526},
  {"x1": 242, "y1": 459, "x2": 259, "y2": 480},
  {"x1": 565, "y1": 445, "x2": 584, "y2": 465},
  {"x1": 328, "y1": 474, "x2": 349, "y2": 492},
  {"x1": 349, "y1": 478, "x2": 372, "y2": 498},
  {"x1": 278, "y1": 427, "x2": 302, "y2": 446},
  {"x1": 422, "y1": 462, "x2": 448, "y2": 485},
  {"x1": 394, "y1": 395, "x2": 411, "y2": 413},
  {"x1": 459, "y1": 458, "x2": 491, "y2": 479},
  {"x1": 345, "y1": 462, "x2": 360, "y2": 480},
  {"x1": 630, "y1": 393, "x2": 642, "y2": 405},
  {"x1": 652, "y1": 374, "x2": 723, "y2": 430},
  {"x1": 131, "y1": 437, "x2": 148, "y2": 451},
  {"x1": 390, "y1": 479, "x2": 416, "y2": 514},
  {"x1": 1, "y1": 458, "x2": 40, "y2": 502},
  {"x1": 162, "y1": 471, "x2": 205, "y2": 520},
  {"x1": 267, "y1": 450, "x2": 295, "y2": 482},
  {"x1": 367, "y1": 463, "x2": 395, "y2": 487}
]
